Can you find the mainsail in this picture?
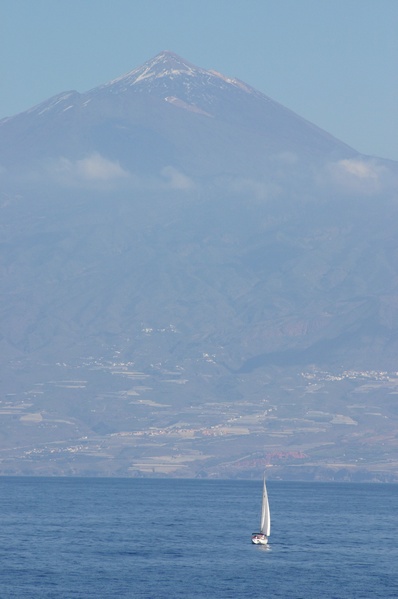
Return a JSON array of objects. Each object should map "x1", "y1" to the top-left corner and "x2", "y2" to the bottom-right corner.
[{"x1": 260, "y1": 477, "x2": 271, "y2": 537}]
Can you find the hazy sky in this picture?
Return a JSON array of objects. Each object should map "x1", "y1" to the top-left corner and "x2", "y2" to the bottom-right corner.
[{"x1": 2, "y1": 0, "x2": 397, "y2": 160}]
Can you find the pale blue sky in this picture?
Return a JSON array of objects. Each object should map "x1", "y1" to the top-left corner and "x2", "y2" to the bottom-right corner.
[{"x1": 2, "y1": 0, "x2": 397, "y2": 160}]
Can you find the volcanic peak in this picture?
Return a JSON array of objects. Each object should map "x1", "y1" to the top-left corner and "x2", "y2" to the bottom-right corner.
[
  {"x1": 99, "y1": 51, "x2": 258, "y2": 98},
  {"x1": 102, "y1": 51, "x2": 199, "y2": 89}
]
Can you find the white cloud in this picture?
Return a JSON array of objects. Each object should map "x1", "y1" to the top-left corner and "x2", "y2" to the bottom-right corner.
[
  {"x1": 161, "y1": 166, "x2": 195, "y2": 190},
  {"x1": 75, "y1": 153, "x2": 129, "y2": 181},
  {"x1": 46, "y1": 158, "x2": 196, "y2": 192},
  {"x1": 338, "y1": 158, "x2": 383, "y2": 180},
  {"x1": 55, "y1": 152, "x2": 129, "y2": 184},
  {"x1": 323, "y1": 157, "x2": 390, "y2": 194}
]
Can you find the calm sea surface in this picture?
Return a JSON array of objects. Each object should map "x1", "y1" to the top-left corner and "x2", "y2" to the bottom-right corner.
[{"x1": 0, "y1": 478, "x2": 396, "y2": 598}]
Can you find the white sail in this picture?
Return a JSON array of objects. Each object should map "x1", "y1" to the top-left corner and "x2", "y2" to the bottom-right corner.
[{"x1": 260, "y1": 477, "x2": 271, "y2": 537}]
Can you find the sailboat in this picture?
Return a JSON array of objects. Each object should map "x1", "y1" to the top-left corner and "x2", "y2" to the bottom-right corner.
[{"x1": 251, "y1": 475, "x2": 271, "y2": 545}]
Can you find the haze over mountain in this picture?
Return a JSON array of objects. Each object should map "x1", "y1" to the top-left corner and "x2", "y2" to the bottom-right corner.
[{"x1": 1, "y1": 52, "x2": 397, "y2": 480}]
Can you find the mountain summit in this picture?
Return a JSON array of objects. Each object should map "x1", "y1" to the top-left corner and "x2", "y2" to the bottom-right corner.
[{"x1": 97, "y1": 50, "x2": 259, "y2": 99}]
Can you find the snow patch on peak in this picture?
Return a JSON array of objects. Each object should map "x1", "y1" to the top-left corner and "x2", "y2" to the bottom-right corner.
[
  {"x1": 97, "y1": 51, "x2": 261, "y2": 100},
  {"x1": 208, "y1": 70, "x2": 258, "y2": 95},
  {"x1": 26, "y1": 91, "x2": 80, "y2": 117},
  {"x1": 102, "y1": 51, "x2": 200, "y2": 90}
]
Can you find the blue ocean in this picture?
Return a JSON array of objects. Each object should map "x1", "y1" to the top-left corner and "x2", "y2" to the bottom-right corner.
[{"x1": 0, "y1": 478, "x2": 396, "y2": 598}]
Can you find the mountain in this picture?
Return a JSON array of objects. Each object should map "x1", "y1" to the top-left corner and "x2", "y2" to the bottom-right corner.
[
  {"x1": 0, "y1": 51, "x2": 356, "y2": 176},
  {"x1": 0, "y1": 52, "x2": 397, "y2": 481}
]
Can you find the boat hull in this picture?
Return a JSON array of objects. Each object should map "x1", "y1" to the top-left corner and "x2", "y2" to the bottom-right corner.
[{"x1": 251, "y1": 534, "x2": 268, "y2": 545}]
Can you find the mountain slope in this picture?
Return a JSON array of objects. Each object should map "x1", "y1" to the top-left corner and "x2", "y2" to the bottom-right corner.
[{"x1": 0, "y1": 52, "x2": 397, "y2": 480}]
